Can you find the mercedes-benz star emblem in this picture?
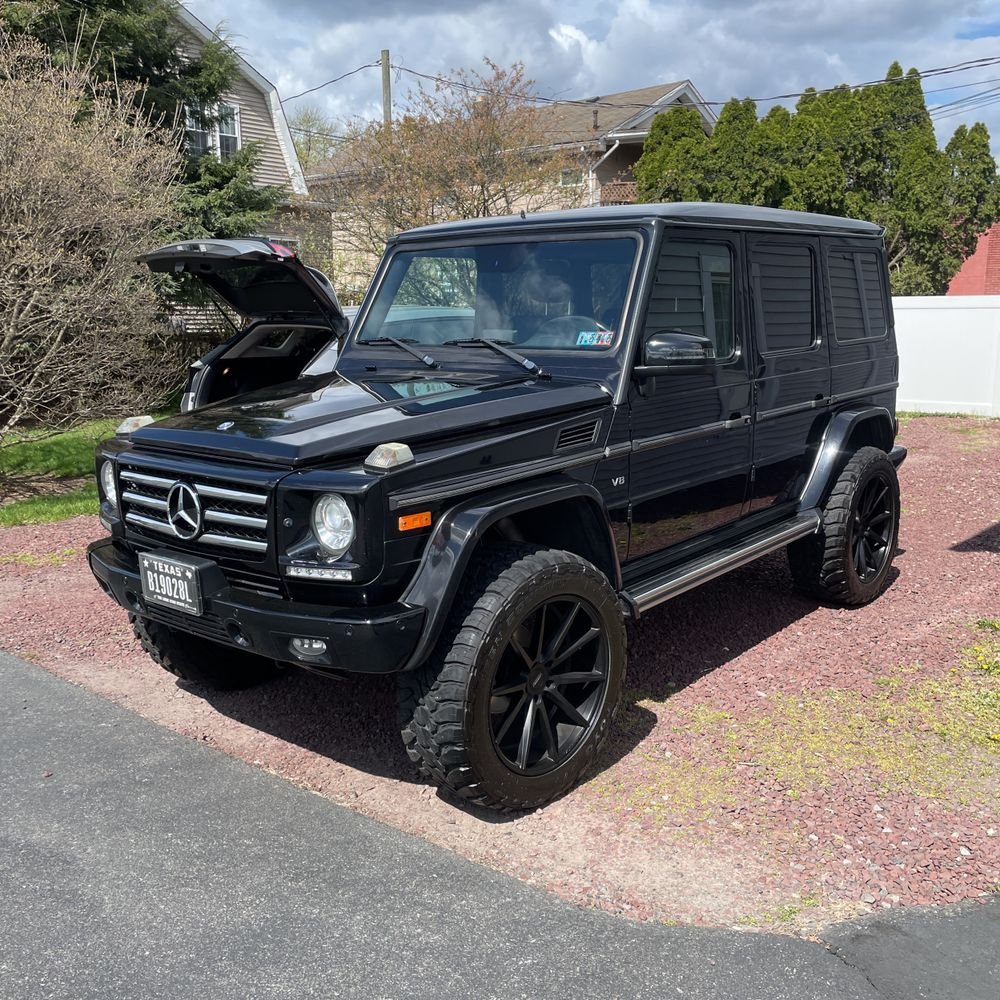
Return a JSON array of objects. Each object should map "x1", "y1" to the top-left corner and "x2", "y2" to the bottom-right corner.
[
  {"x1": 166, "y1": 482, "x2": 203, "y2": 540},
  {"x1": 217, "y1": 421, "x2": 235, "y2": 431}
]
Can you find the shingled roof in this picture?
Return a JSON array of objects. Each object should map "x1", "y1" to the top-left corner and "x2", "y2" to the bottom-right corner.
[{"x1": 534, "y1": 80, "x2": 712, "y2": 148}]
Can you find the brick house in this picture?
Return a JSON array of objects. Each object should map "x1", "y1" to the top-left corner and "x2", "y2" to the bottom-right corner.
[{"x1": 948, "y1": 223, "x2": 1000, "y2": 295}]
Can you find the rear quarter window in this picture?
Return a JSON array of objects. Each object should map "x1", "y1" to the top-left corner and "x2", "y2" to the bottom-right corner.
[{"x1": 828, "y1": 250, "x2": 888, "y2": 342}]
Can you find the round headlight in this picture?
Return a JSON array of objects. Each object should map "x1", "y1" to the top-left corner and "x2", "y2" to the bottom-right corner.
[
  {"x1": 100, "y1": 460, "x2": 118, "y2": 508},
  {"x1": 311, "y1": 493, "x2": 354, "y2": 558}
]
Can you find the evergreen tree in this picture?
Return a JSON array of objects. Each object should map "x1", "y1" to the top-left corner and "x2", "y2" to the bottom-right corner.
[{"x1": 634, "y1": 62, "x2": 999, "y2": 293}]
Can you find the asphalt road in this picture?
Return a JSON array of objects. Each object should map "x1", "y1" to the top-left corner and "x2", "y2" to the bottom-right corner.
[{"x1": 1, "y1": 651, "x2": 996, "y2": 1000}]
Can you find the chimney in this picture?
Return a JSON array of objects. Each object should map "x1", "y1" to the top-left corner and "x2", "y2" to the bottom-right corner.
[{"x1": 592, "y1": 109, "x2": 599, "y2": 131}]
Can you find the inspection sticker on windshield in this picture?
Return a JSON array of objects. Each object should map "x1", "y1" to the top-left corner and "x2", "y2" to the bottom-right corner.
[{"x1": 576, "y1": 330, "x2": 614, "y2": 347}]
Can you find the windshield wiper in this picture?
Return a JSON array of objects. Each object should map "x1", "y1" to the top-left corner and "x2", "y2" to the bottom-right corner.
[
  {"x1": 442, "y1": 338, "x2": 549, "y2": 379},
  {"x1": 363, "y1": 337, "x2": 438, "y2": 369}
]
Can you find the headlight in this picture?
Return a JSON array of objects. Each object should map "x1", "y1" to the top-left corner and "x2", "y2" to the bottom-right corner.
[
  {"x1": 311, "y1": 493, "x2": 354, "y2": 558},
  {"x1": 99, "y1": 460, "x2": 118, "y2": 508}
]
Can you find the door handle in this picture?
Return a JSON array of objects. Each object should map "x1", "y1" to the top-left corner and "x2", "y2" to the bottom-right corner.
[{"x1": 725, "y1": 413, "x2": 752, "y2": 428}]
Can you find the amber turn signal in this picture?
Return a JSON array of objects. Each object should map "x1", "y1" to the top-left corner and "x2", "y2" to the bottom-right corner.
[{"x1": 398, "y1": 511, "x2": 432, "y2": 532}]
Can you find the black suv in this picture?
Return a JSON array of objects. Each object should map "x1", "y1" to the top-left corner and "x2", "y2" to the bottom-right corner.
[{"x1": 89, "y1": 203, "x2": 905, "y2": 810}]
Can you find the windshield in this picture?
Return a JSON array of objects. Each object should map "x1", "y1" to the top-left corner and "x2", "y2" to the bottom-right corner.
[{"x1": 355, "y1": 236, "x2": 638, "y2": 352}]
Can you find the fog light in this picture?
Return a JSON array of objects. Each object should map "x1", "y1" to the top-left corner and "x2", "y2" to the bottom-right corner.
[
  {"x1": 285, "y1": 565, "x2": 353, "y2": 581},
  {"x1": 289, "y1": 637, "x2": 328, "y2": 658}
]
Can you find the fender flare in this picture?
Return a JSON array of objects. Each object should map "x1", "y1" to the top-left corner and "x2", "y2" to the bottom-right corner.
[
  {"x1": 798, "y1": 406, "x2": 895, "y2": 511},
  {"x1": 398, "y1": 477, "x2": 620, "y2": 671}
]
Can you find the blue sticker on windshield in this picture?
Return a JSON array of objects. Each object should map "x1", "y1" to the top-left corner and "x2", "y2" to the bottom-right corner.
[{"x1": 576, "y1": 330, "x2": 614, "y2": 347}]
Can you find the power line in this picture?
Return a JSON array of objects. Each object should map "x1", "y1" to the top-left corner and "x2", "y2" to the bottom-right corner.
[{"x1": 282, "y1": 62, "x2": 380, "y2": 104}]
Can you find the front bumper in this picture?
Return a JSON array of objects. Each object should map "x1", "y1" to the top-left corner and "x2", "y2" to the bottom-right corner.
[{"x1": 87, "y1": 538, "x2": 425, "y2": 674}]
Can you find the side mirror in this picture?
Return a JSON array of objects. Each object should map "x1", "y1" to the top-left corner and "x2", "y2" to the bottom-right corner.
[{"x1": 636, "y1": 330, "x2": 716, "y2": 375}]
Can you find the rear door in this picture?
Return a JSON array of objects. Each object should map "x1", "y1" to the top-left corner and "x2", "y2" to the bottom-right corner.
[{"x1": 747, "y1": 237, "x2": 830, "y2": 512}]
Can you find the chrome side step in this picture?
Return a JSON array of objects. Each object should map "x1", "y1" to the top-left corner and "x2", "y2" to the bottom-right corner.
[{"x1": 625, "y1": 510, "x2": 821, "y2": 616}]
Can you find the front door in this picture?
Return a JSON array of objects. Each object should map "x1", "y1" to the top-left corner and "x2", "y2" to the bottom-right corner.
[{"x1": 626, "y1": 233, "x2": 752, "y2": 563}]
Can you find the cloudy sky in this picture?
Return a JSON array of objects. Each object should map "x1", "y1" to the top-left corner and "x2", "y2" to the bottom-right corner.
[{"x1": 184, "y1": 0, "x2": 1000, "y2": 153}]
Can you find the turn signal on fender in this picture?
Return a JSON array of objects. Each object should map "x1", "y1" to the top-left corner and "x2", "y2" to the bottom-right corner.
[{"x1": 398, "y1": 511, "x2": 432, "y2": 532}]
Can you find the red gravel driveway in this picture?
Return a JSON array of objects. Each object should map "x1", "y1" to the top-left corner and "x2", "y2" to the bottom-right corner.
[{"x1": 1, "y1": 415, "x2": 997, "y2": 931}]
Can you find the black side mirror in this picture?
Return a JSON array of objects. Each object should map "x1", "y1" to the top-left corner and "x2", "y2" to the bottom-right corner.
[{"x1": 636, "y1": 330, "x2": 716, "y2": 375}]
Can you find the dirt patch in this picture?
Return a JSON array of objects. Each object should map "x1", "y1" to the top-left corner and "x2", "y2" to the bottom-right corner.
[
  {"x1": 1, "y1": 416, "x2": 998, "y2": 933},
  {"x1": 0, "y1": 474, "x2": 89, "y2": 505}
]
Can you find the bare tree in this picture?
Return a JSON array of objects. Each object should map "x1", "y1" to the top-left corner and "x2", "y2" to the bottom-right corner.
[
  {"x1": 0, "y1": 32, "x2": 181, "y2": 440},
  {"x1": 307, "y1": 60, "x2": 586, "y2": 280}
]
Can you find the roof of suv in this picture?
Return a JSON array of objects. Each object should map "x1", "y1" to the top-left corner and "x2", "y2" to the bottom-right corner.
[{"x1": 397, "y1": 202, "x2": 883, "y2": 240}]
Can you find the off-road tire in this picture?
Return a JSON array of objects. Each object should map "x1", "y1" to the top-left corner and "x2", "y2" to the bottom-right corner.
[
  {"x1": 130, "y1": 615, "x2": 282, "y2": 690},
  {"x1": 788, "y1": 446, "x2": 900, "y2": 606},
  {"x1": 398, "y1": 544, "x2": 626, "y2": 811}
]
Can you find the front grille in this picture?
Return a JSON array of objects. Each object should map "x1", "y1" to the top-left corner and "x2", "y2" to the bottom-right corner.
[{"x1": 120, "y1": 465, "x2": 269, "y2": 557}]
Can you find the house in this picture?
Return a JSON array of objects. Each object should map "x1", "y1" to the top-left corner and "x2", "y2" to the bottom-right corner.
[
  {"x1": 534, "y1": 80, "x2": 716, "y2": 206},
  {"x1": 175, "y1": 3, "x2": 307, "y2": 204},
  {"x1": 948, "y1": 222, "x2": 1000, "y2": 295}
]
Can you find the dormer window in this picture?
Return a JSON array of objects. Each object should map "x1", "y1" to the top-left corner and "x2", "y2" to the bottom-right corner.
[{"x1": 185, "y1": 102, "x2": 241, "y2": 160}]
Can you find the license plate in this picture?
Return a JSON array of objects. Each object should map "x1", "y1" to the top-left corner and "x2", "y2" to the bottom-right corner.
[{"x1": 138, "y1": 552, "x2": 203, "y2": 616}]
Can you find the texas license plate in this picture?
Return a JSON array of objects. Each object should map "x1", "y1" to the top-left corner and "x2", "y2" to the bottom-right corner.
[{"x1": 138, "y1": 552, "x2": 203, "y2": 616}]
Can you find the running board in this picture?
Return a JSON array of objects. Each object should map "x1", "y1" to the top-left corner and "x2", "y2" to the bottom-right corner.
[{"x1": 625, "y1": 510, "x2": 822, "y2": 616}]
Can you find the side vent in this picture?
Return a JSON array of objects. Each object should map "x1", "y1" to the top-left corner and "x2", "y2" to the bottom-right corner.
[{"x1": 555, "y1": 419, "x2": 600, "y2": 452}]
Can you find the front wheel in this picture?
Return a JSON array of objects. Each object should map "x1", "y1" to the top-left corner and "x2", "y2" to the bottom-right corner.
[
  {"x1": 788, "y1": 446, "x2": 900, "y2": 606},
  {"x1": 398, "y1": 545, "x2": 626, "y2": 811}
]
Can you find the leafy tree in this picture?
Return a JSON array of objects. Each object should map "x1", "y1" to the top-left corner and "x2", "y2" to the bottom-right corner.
[
  {"x1": 634, "y1": 62, "x2": 999, "y2": 293},
  {"x1": 0, "y1": 32, "x2": 180, "y2": 435},
  {"x1": 2, "y1": 0, "x2": 286, "y2": 239},
  {"x1": 288, "y1": 103, "x2": 344, "y2": 175},
  {"x1": 311, "y1": 60, "x2": 585, "y2": 270}
]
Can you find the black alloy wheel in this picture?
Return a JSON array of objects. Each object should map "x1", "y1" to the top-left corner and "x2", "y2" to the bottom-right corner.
[
  {"x1": 850, "y1": 472, "x2": 895, "y2": 582},
  {"x1": 489, "y1": 595, "x2": 610, "y2": 776}
]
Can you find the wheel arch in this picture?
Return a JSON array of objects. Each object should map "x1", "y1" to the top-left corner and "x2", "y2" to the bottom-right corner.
[
  {"x1": 799, "y1": 406, "x2": 896, "y2": 511},
  {"x1": 399, "y1": 478, "x2": 621, "y2": 671}
]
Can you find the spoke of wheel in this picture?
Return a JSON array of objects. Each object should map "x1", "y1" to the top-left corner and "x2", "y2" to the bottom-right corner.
[
  {"x1": 537, "y1": 699, "x2": 559, "y2": 761},
  {"x1": 550, "y1": 627, "x2": 601, "y2": 668},
  {"x1": 862, "y1": 538, "x2": 874, "y2": 574},
  {"x1": 547, "y1": 688, "x2": 590, "y2": 729},
  {"x1": 853, "y1": 535, "x2": 865, "y2": 575},
  {"x1": 863, "y1": 483, "x2": 889, "y2": 518},
  {"x1": 549, "y1": 670, "x2": 605, "y2": 686},
  {"x1": 516, "y1": 696, "x2": 538, "y2": 770},
  {"x1": 492, "y1": 681, "x2": 526, "y2": 697},
  {"x1": 868, "y1": 510, "x2": 892, "y2": 527},
  {"x1": 534, "y1": 603, "x2": 548, "y2": 661},
  {"x1": 509, "y1": 634, "x2": 535, "y2": 670},
  {"x1": 494, "y1": 692, "x2": 528, "y2": 744},
  {"x1": 544, "y1": 602, "x2": 580, "y2": 662}
]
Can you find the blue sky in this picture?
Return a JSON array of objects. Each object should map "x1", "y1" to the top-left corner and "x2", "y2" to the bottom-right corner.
[{"x1": 185, "y1": 0, "x2": 1000, "y2": 156}]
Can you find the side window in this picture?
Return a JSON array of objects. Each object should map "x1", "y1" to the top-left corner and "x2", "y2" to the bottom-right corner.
[
  {"x1": 752, "y1": 244, "x2": 815, "y2": 353},
  {"x1": 829, "y1": 250, "x2": 888, "y2": 341},
  {"x1": 645, "y1": 242, "x2": 735, "y2": 359}
]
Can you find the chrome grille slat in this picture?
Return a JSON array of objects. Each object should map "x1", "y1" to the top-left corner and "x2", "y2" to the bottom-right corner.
[
  {"x1": 122, "y1": 491, "x2": 168, "y2": 511},
  {"x1": 120, "y1": 464, "x2": 270, "y2": 557},
  {"x1": 194, "y1": 483, "x2": 268, "y2": 505},
  {"x1": 199, "y1": 532, "x2": 267, "y2": 553},
  {"x1": 126, "y1": 511, "x2": 175, "y2": 535},
  {"x1": 204, "y1": 510, "x2": 268, "y2": 530}
]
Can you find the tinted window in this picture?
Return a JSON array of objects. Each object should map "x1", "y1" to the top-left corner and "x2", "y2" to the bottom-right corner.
[
  {"x1": 752, "y1": 245, "x2": 815, "y2": 353},
  {"x1": 646, "y1": 242, "x2": 734, "y2": 359},
  {"x1": 358, "y1": 238, "x2": 638, "y2": 351},
  {"x1": 829, "y1": 250, "x2": 888, "y2": 341}
]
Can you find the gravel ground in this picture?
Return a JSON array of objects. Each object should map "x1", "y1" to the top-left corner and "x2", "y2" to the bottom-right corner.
[{"x1": 1, "y1": 415, "x2": 997, "y2": 933}]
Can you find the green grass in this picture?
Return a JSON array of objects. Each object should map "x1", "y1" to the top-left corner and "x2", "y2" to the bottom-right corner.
[
  {"x1": 0, "y1": 484, "x2": 99, "y2": 527},
  {"x1": 0, "y1": 418, "x2": 120, "y2": 478}
]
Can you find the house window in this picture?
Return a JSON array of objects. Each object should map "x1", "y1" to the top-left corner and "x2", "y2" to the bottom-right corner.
[
  {"x1": 185, "y1": 102, "x2": 241, "y2": 161},
  {"x1": 558, "y1": 168, "x2": 583, "y2": 187}
]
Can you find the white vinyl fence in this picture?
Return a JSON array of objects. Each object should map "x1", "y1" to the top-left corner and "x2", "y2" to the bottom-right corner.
[{"x1": 893, "y1": 296, "x2": 1000, "y2": 417}]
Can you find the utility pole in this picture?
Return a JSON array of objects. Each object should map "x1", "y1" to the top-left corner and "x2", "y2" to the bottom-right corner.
[{"x1": 381, "y1": 49, "x2": 391, "y2": 132}]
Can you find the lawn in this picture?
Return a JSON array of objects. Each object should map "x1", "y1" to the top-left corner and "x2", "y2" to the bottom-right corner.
[{"x1": 0, "y1": 417, "x2": 126, "y2": 526}]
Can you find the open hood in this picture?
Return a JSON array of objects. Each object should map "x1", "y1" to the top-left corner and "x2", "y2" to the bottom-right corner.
[{"x1": 141, "y1": 239, "x2": 348, "y2": 333}]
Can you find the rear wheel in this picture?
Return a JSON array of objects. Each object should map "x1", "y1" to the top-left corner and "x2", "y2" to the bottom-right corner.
[
  {"x1": 788, "y1": 446, "x2": 900, "y2": 606},
  {"x1": 399, "y1": 545, "x2": 626, "y2": 811},
  {"x1": 131, "y1": 615, "x2": 282, "y2": 690}
]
